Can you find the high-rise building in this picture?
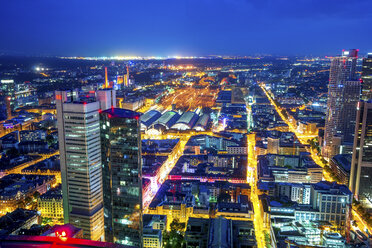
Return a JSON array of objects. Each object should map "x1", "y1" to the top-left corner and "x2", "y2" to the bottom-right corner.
[
  {"x1": 0, "y1": 79, "x2": 15, "y2": 113},
  {"x1": 100, "y1": 108, "x2": 142, "y2": 246},
  {"x1": 361, "y1": 53, "x2": 372, "y2": 101},
  {"x1": 349, "y1": 102, "x2": 372, "y2": 206},
  {"x1": 323, "y1": 49, "x2": 361, "y2": 159},
  {"x1": 56, "y1": 89, "x2": 116, "y2": 241},
  {"x1": 0, "y1": 91, "x2": 8, "y2": 121},
  {"x1": 124, "y1": 65, "x2": 129, "y2": 87}
]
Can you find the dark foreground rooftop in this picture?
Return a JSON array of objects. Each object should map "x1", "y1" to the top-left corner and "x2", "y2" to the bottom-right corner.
[{"x1": 0, "y1": 235, "x2": 133, "y2": 248}]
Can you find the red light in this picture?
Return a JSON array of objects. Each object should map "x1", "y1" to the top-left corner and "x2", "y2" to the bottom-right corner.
[
  {"x1": 56, "y1": 95, "x2": 62, "y2": 100},
  {"x1": 83, "y1": 102, "x2": 87, "y2": 105},
  {"x1": 135, "y1": 116, "x2": 139, "y2": 120},
  {"x1": 89, "y1": 91, "x2": 95, "y2": 94},
  {"x1": 98, "y1": 109, "x2": 102, "y2": 113},
  {"x1": 56, "y1": 230, "x2": 67, "y2": 239}
]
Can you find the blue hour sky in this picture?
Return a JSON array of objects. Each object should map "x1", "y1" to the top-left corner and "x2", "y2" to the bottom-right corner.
[{"x1": 0, "y1": 0, "x2": 371, "y2": 57}]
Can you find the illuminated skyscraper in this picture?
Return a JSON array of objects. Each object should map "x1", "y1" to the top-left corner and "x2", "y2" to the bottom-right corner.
[
  {"x1": 100, "y1": 108, "x2": 142, "y2": 246},
  {"x1": 124, "y1": 65, "x2": 129, "y2": 87},
  {"x1": 323, "y1": 49, "x2": 361, "y2": 159},
  {"x1": 0, "y1": 79, "x2": 15, "y2": 112},
  {"x1": 361, "y1": 53, "x2": 372, "y2": 101},
  {"x1": 349, "y1": 102, "x2": 372, "y2": 205},
  {"x1": 56, "y1": 89, "x2": 116, "y2": 241}
]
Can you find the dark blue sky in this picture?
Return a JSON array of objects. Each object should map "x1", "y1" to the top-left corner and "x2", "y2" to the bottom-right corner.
[{"x1": 1, "y1": 0, "x2": 371, "y2": 56}]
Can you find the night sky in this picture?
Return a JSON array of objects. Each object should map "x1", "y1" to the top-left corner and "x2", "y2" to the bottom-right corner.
[{"x1": 1, "y1": 0, "x2": 371, "y2": 57}]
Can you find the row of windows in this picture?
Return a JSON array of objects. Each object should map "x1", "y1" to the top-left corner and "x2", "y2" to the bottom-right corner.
[
  {"x1": 321, "y1": 195, "x2": 346, "y2": 203},
  {"x1": 296, "y1": 212, "x2": 346, "y2": 222},
  {"x1": 64, "y1": 114, "x2": 96, "y2": 120}
]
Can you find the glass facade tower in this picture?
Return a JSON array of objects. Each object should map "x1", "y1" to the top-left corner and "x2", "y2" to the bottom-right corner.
[
  {"x1": 100, "y1": 108, "x2": 142, "y2": 247},
  {"x1": 1, "y1": 79, "x2": 15, "y2": 115},
  {"x1": 361, "y1": 54, "x2": 372, "y2": 101},
  {"x1": 350, "y1": 102, "x2": 372, "y2": 205},
  {"x1": 323, "y1": 49, "x2": 361, "y2": 159}
]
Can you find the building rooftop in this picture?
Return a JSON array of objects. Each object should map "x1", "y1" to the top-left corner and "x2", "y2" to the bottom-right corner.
[
  {"x1": 216, "y1": 90, "x2": 232, "y2": 103},
  {"x1": 0, "y1": 209, "x2": 39, "y2": 236},
  {"x1": 40, "y1": 185, "x2": 62, "y2": 200},
  {"x1": 102, "y1": 108, "x2": 140, "y2": 119},
  {"x1": 312, "y1": 181, "x2": 352, "y2": 196},
  {"x1": 0, "y1": 235, "x2": 132, "y2": 248},
  {"x1": 140, "y1": 110, "x2": 161, "y2": 127},
  {"x1": 331, "y1": 154, "x2": 352, "y2": 173},
  {"x1": 151, "y1": 111, "x2": 180, "y2": 129},
  {"x1": 172, "y1": 111, "x2": 199, "y2": 130},
  {"x1": 193, "y1": 114, "x2": 210, "y2": 130}
]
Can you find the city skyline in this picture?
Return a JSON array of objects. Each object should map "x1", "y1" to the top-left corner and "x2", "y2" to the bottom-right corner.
[
  {"x1": 1, "y1": 0, "x2": 372, "y2": 57},
  {"x1": 1, "y1": 0, "x2": 372, "y2": 245},
  {"x1": 1, "y1": 51, "x2": 372, "y2": 247}
]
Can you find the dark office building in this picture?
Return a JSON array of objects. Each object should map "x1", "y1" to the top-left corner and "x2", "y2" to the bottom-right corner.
[
  {"x1": 0, "y1": 91, "x2": 8, "y2": 121},
  {"x1": 361, "y1": 54, "x2": 372, "y2": 101},
  {"x1": 100, "y1": 108, "x2": 142, "y2": 246},
  {"x1": 349, "y1": 102, "x2": 372, "y2": 206}
]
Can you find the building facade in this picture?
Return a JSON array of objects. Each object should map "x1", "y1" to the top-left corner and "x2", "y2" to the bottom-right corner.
[
  {"x1": 329, "y1": 154, "x2": 351, "y2": 185},
  {"x1": 349, "y1": 101, "x2": 372, "y2": 206},
  {"x1": 56, "y1": 89, "x2": 116, "y2": 241},
  {"x1": 323, "y1": 49, "x2": 360, "y2": 159},
  {"x1": 361, "y1": 53, "x2": 372, "y2": 101},
  {"x1": 100, "y1": 108, "x2": 142, "y2": 246},
  {"x1": 0, "y1": 79, "x2": 15, "y2": 113},
  {"x1": 0, "y1": 91, "x2": 8, "y2": 121},
  {"x1": 38, "y1": 185, "x2": 63, "y2": 221}
]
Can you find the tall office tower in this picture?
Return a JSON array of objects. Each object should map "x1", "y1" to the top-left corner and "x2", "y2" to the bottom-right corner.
[
  {"x1": 0, "y1": 79, "x2": 15, "y2": 112},
  {"x1": 322, "y1": 49, "x2": 361, "y2": 159},
  {"x1": 5, "y1": 96, "x2": 11, "y2": 119},
  {"x1": 0, "y1": 91, "x2": 7, "y2": 121},
  {"x1": 100, "y1": 108, "x2": 142, "y2": 246},
  {"x1": 56, "y1": 89, "x2": 116, "y2": 241},
  {"x1": 361, "y1": 53, "x2": 372, "y2": 101},
  {"x1": 349, "y1": 102, "x2": 372, "y2": 205}
]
